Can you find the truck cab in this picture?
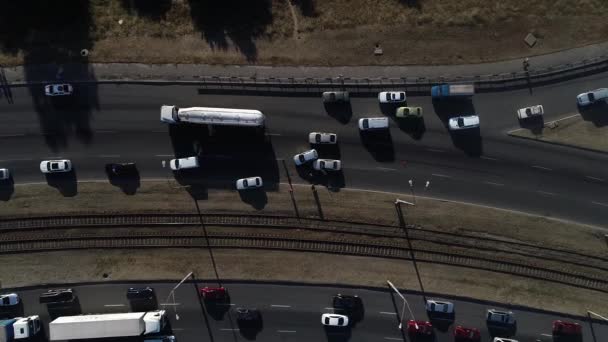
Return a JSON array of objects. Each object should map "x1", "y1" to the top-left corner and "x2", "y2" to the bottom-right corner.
[{"x1": 13, "y1": 316, "x2": 41, "y2": 339}]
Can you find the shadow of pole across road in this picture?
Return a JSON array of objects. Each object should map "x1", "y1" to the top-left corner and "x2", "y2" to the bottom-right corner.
[{"x1": 395, "y1": 202, "x2": 427, "y2": 304}]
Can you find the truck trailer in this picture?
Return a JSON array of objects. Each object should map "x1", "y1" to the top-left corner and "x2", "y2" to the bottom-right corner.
[
  {"x1": 160, "y1": 105, "x2": 265, "y2": 128},
  {"x1": 431, "y1": 84, "x2": 475, "y2": 99},
  {"x1": 0, "y1": 316, "x2": 41, "y2": 342},
  {"x1": 49, "y1": 310, "x2": 167, "y2": 341}
]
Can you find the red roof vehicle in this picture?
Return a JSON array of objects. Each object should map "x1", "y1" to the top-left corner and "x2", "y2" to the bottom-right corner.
[
  {"x1": 553, "y1": 320, "x2": 582, "y2": 336},
  {"x1": 200, "y1": 286, "x2": 227, "y2": 301},
  {"x1": 454, "y1": 326, "x2": 481, "y2": 342},
  {"x1": 406, "y1": 320, "x2": 433, "y2": 340}
]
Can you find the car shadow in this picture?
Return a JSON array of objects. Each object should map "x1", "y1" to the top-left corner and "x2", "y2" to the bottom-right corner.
[
  {"x1": 487, "y1": 324, "x2": 517, "y2": 338},
  {"x1": 379, "y1": 102, "x2": 399, "y2": 117},
  {"x1": 324, "y1": 326, "x2": 352, "y2": 342},
  {"x1": 449, "y1": 129, "x2": 483, "y2": 157},
  {"x1": 204, "y1": 300, "x2": 231, "y2": 321},
  {"x1": 128, "y1": 297, "x2": 158, "y2": 312},
  {"x1": 359, "y1": 130, "x2": 395, "y2": 162},
  {"x1": 0, "y1": 301, "x2": 24, "y2": 319},
  {"x1": 324, "y1": 102, "x2": 353, "y2": 124},
  {"x1": 395, "y1": 117, "x2": 426, "y2": 140},
  {"x1": 46, "y1": 298, "x2": 82, "y2": 320},
  {"x1": 431, "y1": 98, "x2": 476, "y2": 125},
  {"x1": 238, "y1": 188, "x2": 268, "y2": 210},
  {"x1": 579, "y1": 102, "x2": 608, "y2": 127},
  {"x1": 238, "y1": 320, "x2": 264, "y2": 340},
  {"x1": 0, "y1": 176, "x2": 15, "y2": 201},
  {"x1": 45, "y1": 170, "x2": 78, "y2": 197},
  {"x1": 429, "y1": 316, "x2": 454, "y2": 332},
  {"x1": 106, "y1": 165, "x2": 141, "y2": 195},
  {"x1": 312, "y1": 144, "x2": 341, "y2": 160},
  {"x1": 518, "y1": 116, "x2": 545, "y2": 135}
]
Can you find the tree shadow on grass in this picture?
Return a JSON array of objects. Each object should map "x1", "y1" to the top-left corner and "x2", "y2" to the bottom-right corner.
[{"x1": 120, "y1": 0, "x2": 173, "y2": 19}]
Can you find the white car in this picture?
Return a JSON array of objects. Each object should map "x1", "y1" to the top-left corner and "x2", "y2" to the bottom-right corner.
[
  {"x1": 426, "y1": 299, "x2": 454, "y2": 315},
  {"x1": 378, "y1": 91, "x2": 406, "y2": 103},
  {"x1": 517, "y1": 105, "x2": 544, "y2": 120},
  {"x1": 486, "y1": 309, "x2": 516, "y2": 326},
  {"x1": 321, "y1": 313, "x2": 349, "y2": 327},
  {"x1": 309, "y1": 132, "x2": 337, "y2": 144},
  {"x1": 293, "y1": 149, "x2": 318, "y2": 166},
  {"x1": 576, "y1": 88, "x2": 608, "y2": 106},
  {"x1": 358, "y1": 117, "x2": 389, "y2": 131},
  {"x1": 448, "y1": 115, "x2": 480, "y2": 131},
  {"x1": 170, "y1": 156, "x2": 199, "y2": 171},
  {"x1": 493, "y1": 338, "x2": 519, "y2": 342},
  {"x1": 45, "y1": 84, "x2": 73, "y2": 96},
  {"x1": 0, "y1": 168, "x2": 9, "y2": 180},
  {"x1": 236, "y1": 176, "x2": 263, "y2": 190},
  {"x1": 0, "y1": 293, "x2": 20, "y2": 306},
  {"x1": 40, "y1": 160, "x2": 72, "y2": 173},
  {"x1": 313, "y1": 159, "x2": 341, "y2": 171}
]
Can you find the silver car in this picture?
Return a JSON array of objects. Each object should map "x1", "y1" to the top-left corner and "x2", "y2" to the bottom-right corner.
[
  {"x1": 45, "y1": 84, "x2": 73, "y2": 96},
  {"x1": 0, "y1": 168, "x2": 9, "y2": 180},
  {"x1": 293, "y1": 149, "x2": 318, "y2": 166},
  {"x1": 40, "y1": 160, "x2": 72, "y2": 173},
  {"x1": 236, "y1": 176, "x2": 263, "y2": 190},
  {"x1": 448, "y1": 115, "x2": 479, "y2": 131},
  {"x1": 322, "y1": 91, "x2": 349, "y2": 103},
  {"x1": 309, "y1": 132, "x2": 337, "y2": 144},
  {"x1": 313, "y1": 159, "x2": 341, "y2": 171}
]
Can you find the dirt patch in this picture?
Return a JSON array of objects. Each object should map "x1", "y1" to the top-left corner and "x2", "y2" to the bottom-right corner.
[
  {"x1": 1, "y1": 248, "x2": 606, "y2": 316},
  {"x1": 0, "y1": 1, "x2": 607, "y2": 66},
  {"x1": 509, "y1": 113, "x2": 608, "y2": 153}
]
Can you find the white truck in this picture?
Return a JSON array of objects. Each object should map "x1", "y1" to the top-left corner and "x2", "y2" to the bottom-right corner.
[
  {"x1": 0, "y1": 316, "x2": 42, "y2": 342},
  {"x1": 160, "y1": 105, "x2": 265, "y2": 128},
  {"x1": 49, "y1": 310, "x2": 167, "y2": 341}
]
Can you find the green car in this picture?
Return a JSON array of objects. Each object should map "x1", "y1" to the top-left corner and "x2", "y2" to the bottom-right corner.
[{"x1": 396, "y1": 106, "x2": 423, "y2": 118}]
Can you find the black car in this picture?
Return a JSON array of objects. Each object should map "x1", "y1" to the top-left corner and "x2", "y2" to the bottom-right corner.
[
  {"x1": 333, "y1": 294, "x2": 363, "y2": 319},
  {"x1": 236, "y1": 307, "x2": 262, "y2": 323},
  {"x1": 127, "y1": 287, "x2": 155, "y2": 301},
  {"x1": 40, "y1": 288, "x2": 75, "y2": 304},
  {"x1": 106, "y1": 163, "x2": 138, "y2": 177}
]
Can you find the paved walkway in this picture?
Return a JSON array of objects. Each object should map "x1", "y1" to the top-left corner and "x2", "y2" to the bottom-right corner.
[{"x1": 2, "y1": 41, "x2": 608, "y2": 83}]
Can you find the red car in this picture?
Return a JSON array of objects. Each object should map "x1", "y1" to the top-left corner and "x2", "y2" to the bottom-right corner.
[
  {"x1": 553, "y1": 320, "x2": 582, "y2": 337},
  {"x1": 406, "y1": 320, "x2": 434, "y2": 340},
  {"x1": 200, "y1": 286, "x2": 227, "y2": 301},
  {"x1": 454, "y1": 326, "x2": 481, "y2": 342}
]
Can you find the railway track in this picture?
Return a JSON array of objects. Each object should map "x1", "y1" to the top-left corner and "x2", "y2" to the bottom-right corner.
[{"x1": 0, "y1": 214, "x2": 606, "y2": 293}]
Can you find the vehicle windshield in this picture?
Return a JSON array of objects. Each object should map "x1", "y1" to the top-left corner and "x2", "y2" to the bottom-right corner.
[
  {"x1": 458, "y1": 118, "x2": 464, "y2": 127},
  {"x1": 243, "y1": 179, "x2": 249, "y2": 187},
  {"x1": 588, "y1": 93, "x2": 595, "y2": 101}
]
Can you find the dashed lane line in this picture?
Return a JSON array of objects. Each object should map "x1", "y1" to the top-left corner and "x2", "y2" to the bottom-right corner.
[
  {"x1": 159, "y1": 303, "x2": 181, "y2": 306},
  {"x1": 536, "y1": 190, "x2": 556, "y2": 196},
  {"x1": 277, "y1": 330, "x2": 297, "y2": 333},
  {"x1": 483, "y1": 181, "x2": 504, "y2": 186},
  {"x1": 480, "y1": 156, "x2": 499, "y2": 161},
  {"x1": 379, "y1": 312, "x2": 397, "y2": 315},
  {"x1": 376, "y1": 167, "x2": 397, "y2": 171},
  {"x1": 426, "y1": 148, "x2": 444, "y2": 153},
  {"x1": 103, "y1": 304, "x2": 126, "y2": 307},
  {"x1": 592, "y1": 201, "x2": 608, "y2": 208},
  {"x1": 532, "y1": 165, "x2": 552, "y2": 171},
  {"x1": 155, "y1": 154, "x2": 174, "y2": 157},
  {"x1": 586, "y1": 176, "x2": 605, "y2": 182},
  {"x1": 384, "y1": 337, "x2": 402, "y2": 341},
  {"x1": 220, "y1": 328, "x2": 239, "y2": 331},
  {"x1": 432, "y1": 173, "x2": 452, "y2": 178},
  {"x1": 271, "y1": 304, "x2": 291, "y2": 308},
  {"x1": 99, "y1": 154, "x2": 121, "y2": 158}
]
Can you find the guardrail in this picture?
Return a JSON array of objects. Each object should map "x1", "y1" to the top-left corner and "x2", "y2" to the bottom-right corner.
[{"x1": 195, "y1": 55, "x2": 608, "y2": 94}]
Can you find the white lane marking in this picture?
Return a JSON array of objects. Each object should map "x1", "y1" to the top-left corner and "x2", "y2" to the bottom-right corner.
[
  {"x1": 155, "y1": 154, "x2": 174, "y2": 157},
  {"x1": 271, "y1": 304, "x2": 291, "y2": 308},
  {"x1": 0, "y1": 134, "x2": 25, "y2": 137},
  {"x1": 426, "y1": 148, "x2": 444, "y2": 153},
  {"x1": 376, "y1": 167, "x2": 397, "y2": 171},
  {"x1": 483, "y1": 181, "x2": 504, "y2": 186},
  {"x1": 541, "y1": 333, "x2": 553, "y2": 337},
  {"x1": 99, "y1": 154, "x2": 120, "y2": 158},
  {"x1": 103, "y1": 304, "x2": 126, "y2": 307},
  {"x1": 97, "y1": 130, "x2": 117, "y2": 133},
  {"x1": 217, "y1": 303, "x2": 235, "y2": 306},
  {"x1": 277, "y1": 330, "x2": 297, "y2": 333},
  {"x1": 480, "y1": 156, "x2": 499, "y2": 161},
  {"x1": 266, "y1": 133, "x2": 282, "y2": 136},
  {"x1": 171, "y1": 328, "x2": 185, "y2": 331},
  {"x1": 586, "y1": 176, "x2": 605, "y2": 182},
  {"x1": 537, "y1": 190, "x2": 556, "y2": 196},
  {"x1": 160, "y1": 303, "x2": 181, "y2": 306},
  {"x1": 221, "y1": 328, "x2": 239, "y2": 331},
  {"x1": 379, "y1": 311, "x2": 397, "y2": 315},
  {"x1": 592, "y1": 201, "x2": 608, "y2": 208},
  {"x1": 384, "y1": 337, "x2": 402, "y2": 341},
  {"x1": 432, "y1": 173, "x2": 452, "y2": 178},
  {"x1": 532, "y1": 165, "x2": 552, "y2": 171},
  {"x1": 323, "y1": 307, "x2": 334, "y2": 310}
]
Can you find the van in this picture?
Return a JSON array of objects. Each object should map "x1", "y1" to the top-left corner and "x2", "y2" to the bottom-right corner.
[
  {"x1": 170, "y1": 156, "x2": 199, "y2": 171},
  {"x1": 358, "y1": 117, "x2": 389, "y2": 131},
  {"x1": 322, "y1": 91, "x2": 350, "y2": 104}
]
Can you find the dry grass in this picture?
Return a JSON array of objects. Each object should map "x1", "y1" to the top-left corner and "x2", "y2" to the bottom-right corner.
[
  {"x1": 1, "y1": 0, "x2": 608, "y2": 66},
  {"x1": 509, "y1": 113, "x2": 608, "y2": 153}
]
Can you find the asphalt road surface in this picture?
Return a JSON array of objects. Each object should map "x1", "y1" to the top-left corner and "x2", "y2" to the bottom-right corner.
[
  {"x1": 2, "y1": 281, "x2": 606, "y2": 342},
  {"x1": 0, "y1": 73, "x2": 608, "y2": 227}
]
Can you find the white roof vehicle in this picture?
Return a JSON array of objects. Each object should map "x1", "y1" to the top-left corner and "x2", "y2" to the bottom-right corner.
[
  {"x1": 486, "y1": 309, "x2": 516, "y2": 326},
  {"x1": 517, "y1": 105, "x2": 544, "y2": 120},
  {"x1": 576, "y1": 88, "x2": 608, "y2": 106},
  {"x1": 322, "y1": 91, "x2": 349, "y2": 104},
  {"x1": 493, "y1": 338, "x2": 519, "y2": 342},
  {"x1": 378, "y1": 91, "x2": 406, "y2": 103},
  {"x1": 0, "y1": 293, "x2": 20, "y2": 306},
  {"x1": 309, "y1": 132, "x2": 337, "y2": 144},
  {"x1": 169, "y1": 156, "x2": 199, "y2": 171},
  {"x1": 313, "y1": 159, "x2": 341, "y2": 172},
  {"x1": 293, "y1": 149, "x2": 318, "y2": 166},
  {"x1": 40, "y1": 160, "x2": 72, "y2": 174},
  {"x1": 45, "y1": 84, "x2": 73, "y2": 96},
  {"x1": 160, "y1": 105, "x2": 265, "y2": 127},
  {"x1": 0, "y1": 168, "x2": 9, "y2": 180},
  {"x1": 448, "y1": 115, "x2": 480, "y2": 131},
  {"x1": 426, "y1": 299, "x2": 454, "y2": 315},
  {"x1": 321, "y1": 313, "x2": 349, "y2": 327},
  {"x1": 236, "y1": 176, "x2": 263, "y2": 190},
  {"x1": 358, "y1": 117, "x2": 389, "y2": 131}
]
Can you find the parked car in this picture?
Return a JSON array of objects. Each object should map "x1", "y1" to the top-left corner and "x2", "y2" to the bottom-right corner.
[
  {"x1": 358, "y1": 117, "x2": 389, "y2": 131},
  {"x1": 40, "y1": 160, "x2": 72, "y2": 173},
  {"x1": 200, "y1": 286, "x2": 228, "y2": 301},
  {"x1": 0, "y1": 293, "x2": 20, "y2": 306},
  {"x1": 332, "y1": 294, "x2": 363, "y2": 319},
  {"x1": 552, "y1": 320, "x2": 582, "y2": 338},
  {"x1": 406, "y1": 320, "x2": 434, "y2": 340},
  {"x1": 39, "y1": 289, "x2": 74, "y2": 304},
  {"x1": 517, "y1": 105, "x2": 544, "y2": 120},
  {"x1": 322, "y1": 91, "x2": 350, "y2": 104},
  {"x1": 486, "y1": 309, "x2": 516, "y2": 327},
  {"x1": 448, "y1": 115, "x2": 480, "y2": 131},
  {"x1": 293, "y1": 149, "x2": 318, "y2": 166},
  {"x1": 236, "y1": 307, "x2": 262, "y2": 324},
  {"x1": 126, "y1": 287, "x2": 155, "y2": 301},
  {"x1": 0, "y1": 168, "x2": 9, "y2": 180},
  {"x1": 309, "y1": 132, "x2": 337, "y2": 144},
  {"x1": 576, "y1": 88, "x2": 608, "y2": 106},
  {"x1": 45, "y1": 84, "x2": 73, "y2": 96},
  {"x1": 426, "y1": 299, "x2": 454, "y2": 318},
  {"x1": 313, "y1": 159, "x2": 341, "y2": 172},
  {"x1": 378, "y1": 91, "x2": 406, "y2": 103},
  {"x1": 493, "y1": 338, "x2": 519, "y2": 342},
  {"x1": 454, "y1": 326, "x2": 481, "y2": 342},
  {"x1": 236, "y1": 176, "x2": 263, "y2": 190},
  {"x1": 169, "y1": 156, "x2": 199, "y2": 171},
  {"x1": 106, "y1": 163, "x2": 138, "y2": 177},
  {"x1": 396, "y1": 106, "x2": 423, "y2": 118},
  {"x1": 321, "y1": 313, "x2": 349, "y2": 327}
]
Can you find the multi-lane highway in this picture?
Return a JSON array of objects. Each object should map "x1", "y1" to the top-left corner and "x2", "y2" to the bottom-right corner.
[
  {"x1": 5, "y1": 281, "x2": 607, "y2": 342},
  {"x1": 1, "y1": 72, "x2": 608, "y2": 226}
]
